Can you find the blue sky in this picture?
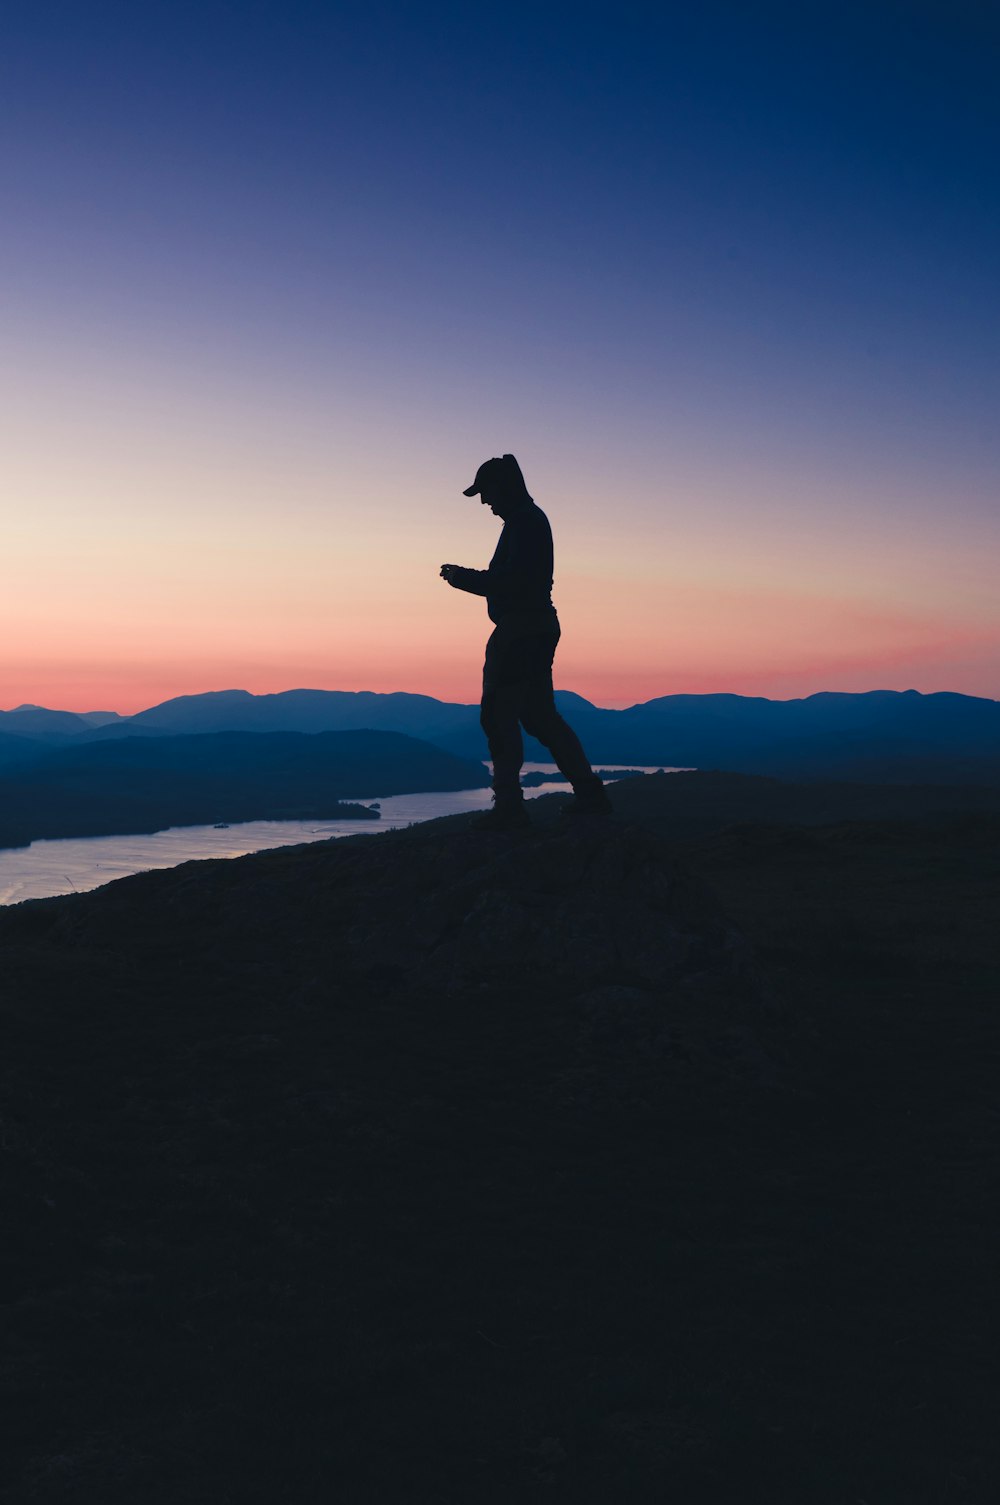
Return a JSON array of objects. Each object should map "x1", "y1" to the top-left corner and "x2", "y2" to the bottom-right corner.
[{"x1": 2, "y1": 0, "x2": 998, "y2": 708}]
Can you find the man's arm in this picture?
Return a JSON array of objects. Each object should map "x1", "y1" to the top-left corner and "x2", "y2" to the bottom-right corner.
[
  {"x1": 440, "y1": 563, "x2": 489, "y2": 595},
  {"x1": 481, "y1": 511, "x2": 552, "y2": 595}
]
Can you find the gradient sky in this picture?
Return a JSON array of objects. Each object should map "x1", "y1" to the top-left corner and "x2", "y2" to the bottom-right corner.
[{"x1": 2, "y1": 0, "x2": 998, "y2": 711}]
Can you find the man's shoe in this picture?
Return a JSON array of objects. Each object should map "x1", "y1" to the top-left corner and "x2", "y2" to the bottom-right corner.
[
  {"x1": 560, "y1": 779, "x2": 613, "y2": 817},
  {"x1": 473, "y1": 796, "x2": 531, "y2": 831}
]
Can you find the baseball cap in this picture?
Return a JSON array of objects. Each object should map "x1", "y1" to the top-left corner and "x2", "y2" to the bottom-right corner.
[{"x1": 462, "y1": 453, "x2": 529, "y2": 498}]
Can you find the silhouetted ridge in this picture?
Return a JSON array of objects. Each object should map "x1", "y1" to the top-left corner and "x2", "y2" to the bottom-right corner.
[{"x1": 56, "y1": 687, "x2": 1000, "y2": 783}]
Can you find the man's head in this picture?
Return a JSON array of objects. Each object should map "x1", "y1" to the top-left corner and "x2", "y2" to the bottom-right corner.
[{"x1": 462, "y1": 453, "x2": 532, "y2": 518}]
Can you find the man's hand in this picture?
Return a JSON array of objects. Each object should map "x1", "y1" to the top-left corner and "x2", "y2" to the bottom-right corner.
[{"x1": 440, "y1": 562, "x2": 488, "y2": 597}]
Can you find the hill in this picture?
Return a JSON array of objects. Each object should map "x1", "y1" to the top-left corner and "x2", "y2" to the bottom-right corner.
[
  {"x1": 550, "y1": 687, "x2": 1000, "y2": 780},
  {"x1": 79, "y1": 686, "x2": 1000, "y2": 783},
  {"x1": 0, "y1": 729, "x2": 489, "y2": 850},
  {"x1": 1, "y1": 774, "x2": 997, "y2": 1501},
  {"x1": 0, "y1": 705, "x2": 102, "y2": 739},
  {"x1": 0, "y1": 729, "x2": 45, "y2": 771},
  {"x1": 92, "y1": 686, "x2": 479, "y2": 748}
]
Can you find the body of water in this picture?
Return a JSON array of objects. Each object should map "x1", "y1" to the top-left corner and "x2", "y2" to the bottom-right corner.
[{"x1": 0, "y1": 766, "x2": 672, "y2": 906}]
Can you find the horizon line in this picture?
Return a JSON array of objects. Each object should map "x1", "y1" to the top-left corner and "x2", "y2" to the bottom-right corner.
[{"x1": 4, "y1": 683, "x2": 1000, "y2": 720}]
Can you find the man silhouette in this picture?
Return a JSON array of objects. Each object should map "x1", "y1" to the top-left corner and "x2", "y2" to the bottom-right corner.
[{"x1": 441, "y1": 453, "x2": 611, "y2": 830}]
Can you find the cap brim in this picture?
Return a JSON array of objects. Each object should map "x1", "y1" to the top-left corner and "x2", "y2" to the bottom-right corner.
[{"x1": 462, "y1": 484, "x2": 479, "y2": 496}]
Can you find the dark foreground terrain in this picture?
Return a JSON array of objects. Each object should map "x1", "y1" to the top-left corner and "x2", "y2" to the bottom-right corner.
[{"x1": 2, "y1": 772, "x2": 998, "y2": 1502}]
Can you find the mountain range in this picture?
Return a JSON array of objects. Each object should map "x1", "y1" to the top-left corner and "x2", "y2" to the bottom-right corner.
[{"x1": 3, "y1": 687, "x2": 1000, "y2": 783}]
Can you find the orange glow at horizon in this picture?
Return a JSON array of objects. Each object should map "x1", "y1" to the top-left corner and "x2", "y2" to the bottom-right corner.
[
  {"x1": 4, "y1": 599, "x2": 997, "y2": 715},
  {"x1": 3, "y1": 326, "x2": 998, "y2": 717}
]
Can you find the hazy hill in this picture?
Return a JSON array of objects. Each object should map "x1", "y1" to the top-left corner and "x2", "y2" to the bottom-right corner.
[
  {"x1": 533, "y1": 688, "x2": 1000, "y2": 779},
  {"x1": 0, "y1": 729, "x2": 489, "y2": 850},
  {"x1": 10, "y1": 686, "x2": 1000, "y2": 783},
  {"x1": 81, "y1": 686, "x2": 1000, "y2": 782},
  {"x1": 0, "y1": 730, "x2": 45, "y2": 770},
  {"x1": 93, "y1": 687, "x2": 478, "y2": 747},
  {"x1": 75, "y1": 709, "x2": 125, "y2": 728},
  {"x1": 0, "y1": 705, "x2": 102, "y2": 739},
  {"x1": 1, "y1": 774, "x2": 997, "y2": 1500}
]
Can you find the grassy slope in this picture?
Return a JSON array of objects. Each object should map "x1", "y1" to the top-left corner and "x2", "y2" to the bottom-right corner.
[{"x1": 1, "y1": 773, "x2": 998, "y2": 1503}]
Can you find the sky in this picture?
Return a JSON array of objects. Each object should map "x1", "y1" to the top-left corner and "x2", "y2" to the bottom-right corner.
[{"x1": 2, "y1": 0, "x2": 998, "y2": 711}]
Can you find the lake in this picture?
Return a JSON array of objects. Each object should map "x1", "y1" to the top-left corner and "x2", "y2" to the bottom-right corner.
[{"x1": 0, "y1": 765, "x2": 672, "y2": 905}]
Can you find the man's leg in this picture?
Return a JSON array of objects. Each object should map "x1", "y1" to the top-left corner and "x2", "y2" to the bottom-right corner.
[
  {"x1": 477, "y1": 627, "x2": 530, "y2": 826},
  {"x1": 480, "y1": 682, "x2": 526, "y2": 803},
  {"x1": 518, "y1": 637, "x2": 610, "y2": 813},
  {"x1": 520, "y1": 675, "x2": 600, "y2": 789}
]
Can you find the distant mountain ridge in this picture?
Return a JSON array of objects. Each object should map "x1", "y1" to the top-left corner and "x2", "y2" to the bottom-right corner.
[
  {"x1": 125, "y1": 688, "x2": 478, "y2": 746},
  {"x1": 0, "y1": 704, "x2": 124, "y2": 737},
  {"x1": 4, "y1": 687, "x2": 1000, "y2": 783}
]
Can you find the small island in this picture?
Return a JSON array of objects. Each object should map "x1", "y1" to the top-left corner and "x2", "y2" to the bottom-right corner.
[{"x1": 519, "y1": 767, "x2": 652, "y2": 787}]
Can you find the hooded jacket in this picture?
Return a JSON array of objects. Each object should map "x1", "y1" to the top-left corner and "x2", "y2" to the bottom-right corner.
[{"x1": 448, "y1": 500, "x2": 557, "y2": 631}]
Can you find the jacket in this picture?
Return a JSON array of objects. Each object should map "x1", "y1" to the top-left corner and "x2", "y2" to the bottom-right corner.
[{"x1": 449, "y1": 502, "x2": 557, "y2": 630}]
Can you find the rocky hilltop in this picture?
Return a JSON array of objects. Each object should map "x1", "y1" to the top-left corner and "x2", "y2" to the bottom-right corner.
[{"x1": 2, "y1": 775, "x2": 998, "y2": 1502}]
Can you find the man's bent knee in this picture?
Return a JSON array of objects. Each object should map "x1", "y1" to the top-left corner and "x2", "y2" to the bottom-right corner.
[{"x1": 520, "y1": 704, "x2": 564, "y2": 744}]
